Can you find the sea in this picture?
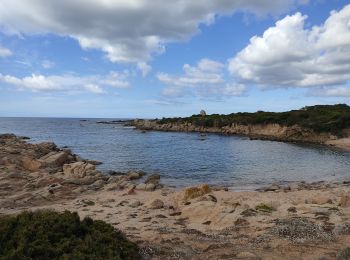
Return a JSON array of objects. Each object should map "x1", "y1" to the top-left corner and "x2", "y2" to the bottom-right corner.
[{"x1": 1, "y1": 117, "x2": 350, "y2": 190}]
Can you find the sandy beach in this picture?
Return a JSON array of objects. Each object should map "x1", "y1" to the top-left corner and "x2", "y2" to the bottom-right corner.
[{"x1": 2, "y1": 134, "x2": 350, "y2": 259}]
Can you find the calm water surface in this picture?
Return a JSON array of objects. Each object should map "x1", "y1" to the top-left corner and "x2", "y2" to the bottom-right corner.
[{"x1": 1, "y1": 117, "x2": 350, "y2": 189}]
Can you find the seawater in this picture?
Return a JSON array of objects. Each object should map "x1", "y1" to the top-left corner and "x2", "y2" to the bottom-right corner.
[{"x1": 1, "y1": 117, "x2": 350, "y2": 189}]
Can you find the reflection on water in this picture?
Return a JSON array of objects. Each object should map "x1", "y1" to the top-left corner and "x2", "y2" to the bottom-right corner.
[{"x1": 1, "y1": 117, "x2": 350, "y2": 188}]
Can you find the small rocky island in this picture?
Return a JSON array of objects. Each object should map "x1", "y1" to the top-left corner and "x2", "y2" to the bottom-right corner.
[
  {"x1": 2, "y1": 133, "x2": 350, "y2": 258},
  {"x1": 132, "y1": 104, "x2": 350, "y2": 150}
]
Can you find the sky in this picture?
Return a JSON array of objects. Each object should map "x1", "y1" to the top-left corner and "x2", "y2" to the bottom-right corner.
[{"x1": 0, "y1": 0, "x2": 350, "y2": 118}]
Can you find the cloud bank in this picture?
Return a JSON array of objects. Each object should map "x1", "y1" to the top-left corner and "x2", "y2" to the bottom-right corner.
[
  {"x1": 0, "y1": 0, "x2": 306, "y2": 64},
  {"x1": 0, "y1": 71, "x2": 130, "y2": 94},
  {"x1": 229, "y1": 4, "x2": 350, "y2": 97},
  {"x1": 158, "y1": 58, "x2": 246, "y2": 98}
]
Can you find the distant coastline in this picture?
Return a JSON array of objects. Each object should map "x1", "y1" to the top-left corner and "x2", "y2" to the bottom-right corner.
[{"x1": 129, "y1": 104, "x2": 350, "y2": 151}]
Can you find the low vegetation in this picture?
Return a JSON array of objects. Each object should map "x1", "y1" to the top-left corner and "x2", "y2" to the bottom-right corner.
[
  {"x1": 336, "y1": 247, "x2": 350, "y2": 260},
  {"x1": 255, "y1": 203, "x2": 276, "y2": 213},
  {"x1": 157, "y1": 104, "x2": 350, "y2": 135},
  {"x1": 270, "y1": 218, "x2": 334, "y2": 243},
  {"x1": 0, "y1": 210, "x2": 141, "y2": 260}
]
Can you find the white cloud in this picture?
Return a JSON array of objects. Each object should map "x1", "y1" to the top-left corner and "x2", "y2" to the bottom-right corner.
[
  {"x1": 158, "y1": 58, "x2": 246, "y2": 98},
  {"x1": 137, "y1": 62, "x2": 152, "y2": 77},
  {"x1": 0, "y1": 71, "x2": 130, "y2": 93},
  {"x1": 310, "y1": 86, "x2": 350, "y2": 97},
  {"x1": 101, "y1": 71, "x2": 130, "y2": 88},
  {"x1": 0, "y1": 0, "x2": 306, "y2": 64},
  {"x1": 0, "y1": 46, "x2": 12, "y2": 57},
  {"x1": 84, "y1": 84, "x2": 105, "y2": 94},
  {"x1": 41, "y1": 60, "x2": 55, "y2": 69},
  {"x1": 229, "y1": 4, "x2": 350, "y2": 89}
]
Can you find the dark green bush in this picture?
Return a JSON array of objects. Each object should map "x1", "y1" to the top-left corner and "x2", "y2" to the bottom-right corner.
[
  {"x1": 0, "y1": 210, "x2": 141, "y2": 260},
  {"x1": 157, "y1": 104, "x2": 350, "y2": 135}
]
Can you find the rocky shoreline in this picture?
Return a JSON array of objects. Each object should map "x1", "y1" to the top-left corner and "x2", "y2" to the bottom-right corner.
[
  {"x1": 2, "y1": 134, "x2": 350, "y2": 259},
  {"x1": 131, "y1": 119, "x2": 350, "y2": 151}
]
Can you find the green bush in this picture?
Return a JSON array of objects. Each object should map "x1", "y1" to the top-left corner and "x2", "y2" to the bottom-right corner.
[
  {"x1": 157, "y1": 104, "x2": 350, "y2": 135},
  {"x1": 0, "y1": 210, "x2": 141, "y2": 260}
]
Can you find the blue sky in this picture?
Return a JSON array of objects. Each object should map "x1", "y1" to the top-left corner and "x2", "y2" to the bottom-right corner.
[{"x1": 0, "y1": 0, "x2": 349, "y2": 118}]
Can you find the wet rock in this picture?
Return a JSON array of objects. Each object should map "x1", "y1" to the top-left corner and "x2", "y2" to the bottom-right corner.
[
  {"x1": 127, "y1": 171, "x2": 144, "y2": 180},
  {"x1": 148, "y1": 199, "x2": 164, "y2": 209},
  {"x1": 260, "y1": 184, "x2": 280, "y2": 192},
  {"x1": 145, "y1": 174, "x2": 160, "y2": 185}
]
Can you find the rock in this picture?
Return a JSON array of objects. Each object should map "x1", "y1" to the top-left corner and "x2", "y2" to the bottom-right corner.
[
  {"x1": 38, "y1": 151, "x2": 73, "y2": 167},
  {"x1": 208, "y1": 194, "x2": 217, "y2": 203},
  {"x1": 311, "y1": 195, "x2": 333, "y2": 205},
  {"x1": 340, "y1": 195, "x2": 350, "y2": 207},
  {"x1": 127, "y1": 171, "x2": 144, "y2": 180},
  {"x1": 7, "y1": 172, "x2": 25, "y2": 178},
  {"x1": 63, "y1": 177, "x2": 98, "y2": 185},
  {"x1": 202, "y1": 220, "x2": 211, "y2": 225},
  {"x1": 262, "y1": 184, "x2": 280, "y2": 192},
  {"x1": 155, "y1": 214, "x2": 167, "y2": 218},
  {"x1": 183, "y1": 184, "x2": 211, "y2": 201},
  {"x1": 22, "y1": 156, "x2": 42, "y2": 171},
  {"x1": 129, "y1": 200, "x2": 141, "y2": 208},
  {"x1": 145, "y1": 174, "x2": 160, "y2": 185},
  {"x1": 169, "y1": 212, "x2": 182, "y2": 216},
  {"x1": 236, "y1": 251, "x2": 258, "y2": 259},
  {"x1": 81, "y1": 199, "x2": 95, "y2": 206},
  {"x1": 47, "y1": 183, "x2": 62, "y2": 193},
  {"x1": 63, "y1": 162, "x2": 96, "y2": 178},
  {"x1": 148, "y1": 199, "x2": 164, "y2": 209},
  {"x1": 136, "y1": 183, "x2": 156, "y2": 191},
  {"x1": 107, "y1": 176, "x2": 125, "y2": 183},
  {"x1": 287, "y1": 207, "x2": 297, "y2": 213},
  {"x1": 84, "y1": 160, "x2": 102, "y2": 165},
  {"x1": 240, "y1": 209, "x2": 257, "y2": 217},
  {"x1": 235, "y1": 218, "x2": 249, "y2": 227},
  {"x1": 124, "y1": 185, "x2": 136, "y2": 195},
  {"x1": 0, "y1": 156, "x2": 11, "y2": 165},
  {"x1": 88, "y1": 179, "x2": 105, "y2": 190}
]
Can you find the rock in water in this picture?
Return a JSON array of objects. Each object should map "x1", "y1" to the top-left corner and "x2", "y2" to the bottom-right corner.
[{"x1": 145, "y1": 174, "x2": 161, "y2": 185}]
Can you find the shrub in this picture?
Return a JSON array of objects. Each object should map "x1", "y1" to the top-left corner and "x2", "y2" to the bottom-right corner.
[
  {"x1": 336, "y1": 247, "x2": 350, "y2": 260},
  {"x1": 255, "y1": 203, "x2": 276, "y2": 213},
  {"x1": 157, "y1": 104, "x2": 350, "y2": 136},
  {"x1": 0, "y1": 210, "x2": 141, "y2": 260}
]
